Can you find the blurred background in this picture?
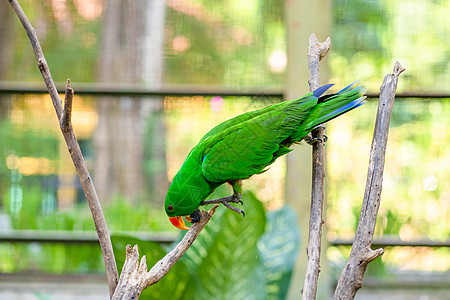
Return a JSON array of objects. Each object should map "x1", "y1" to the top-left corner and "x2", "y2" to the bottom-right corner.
[{"x1": 0, "y1": 0, "x2": 448, "y2": 299}]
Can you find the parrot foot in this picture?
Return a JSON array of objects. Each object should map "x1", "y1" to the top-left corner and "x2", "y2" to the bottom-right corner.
[
  {"x1": 231, "y1": 192, "x2": 243, "y2": 205},
  {"x1": 188, "y1": 209, "x2": 202, "y2": 223},
  {"x1": 222, "y1": 200, "x2": 245, "y2": 217},
  {"x1": 201, "y1": 194, "x2": 245, "y2": 217},
  {"x1": 305, "y1": 125, "x2": 328, "y2": 145},
  {"x1": 304, "y1": 134, "x2": 328, "y2": 145}
]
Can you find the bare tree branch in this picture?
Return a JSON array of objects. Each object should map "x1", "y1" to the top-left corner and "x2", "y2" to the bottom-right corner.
[
  {"x1": 307, "y1": 34, "x2": 331, "y2": 92},
  {"x1": 62, "y1": 79, "x2": 73, "y2": 129},
  {"x1": 112, "y1": 205, "x2": 219, "y2": 300},
  {"x1": 333, "y1": 62, "x2": 405, "y2": 300},
  {"x1": 301, "y1": 33, "x2": 331, "y2": 299},
  {"x1": 8, "y1": 1, "x2": 119, "y2": 297}
]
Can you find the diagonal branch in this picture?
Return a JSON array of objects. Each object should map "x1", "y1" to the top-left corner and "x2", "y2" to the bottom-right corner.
[
  {"x1": 302, "y1": 33, "x2": 331, "y2": 300},
  {"x1": 332, "y1": 62, "x2": 405, "y2": 299},
  {"x1": 8, "y1": 1, "x2": 119, "y2": 297},
  {"x1": 112, "y1": 205, "x2": 219, "y2": 300}
]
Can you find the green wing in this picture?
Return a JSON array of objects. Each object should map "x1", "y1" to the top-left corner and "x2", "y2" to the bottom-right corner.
[
  {"x1": 201, "y1": 111, "x2": 285, "y2": 182},
  {"x1": 200, "y1": 96, "x2": 316, "y2": 182},
  {"x1": 199, "y1": 93, "x2": 314, "y2": 143}
]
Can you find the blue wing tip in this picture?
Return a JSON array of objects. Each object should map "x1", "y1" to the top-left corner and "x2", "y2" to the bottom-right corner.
[{"x1": 313, "y1": 83, "x2": 335, "y2": 98}]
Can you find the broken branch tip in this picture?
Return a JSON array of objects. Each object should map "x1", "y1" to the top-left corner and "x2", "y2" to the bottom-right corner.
[{"x1": 393, "y1": 61, "x2": 406, "y2": 76}]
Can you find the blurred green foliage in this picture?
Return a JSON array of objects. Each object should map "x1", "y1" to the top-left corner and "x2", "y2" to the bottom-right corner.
[
  {"x1": 164, "y1": 0, "x2": 285, "y2": 87},
  {"x1": 0, "y1": 198, "x2": 174, "y2": 275},
  {"x1": 7, "y1": 1, "x2": 101, "y2": 83},
  {"x1": 327, "y1": 99, "x2": 450, "y2": 243},
  {"x1": 3, "y1": 198, "x2": 174, "y2": 232},
  {"x1": 0, "y1": 242, "x2": 104, "y2": 274},
  {"x1": 330, "y1": 0, "x2": 450, "y2": 93}
]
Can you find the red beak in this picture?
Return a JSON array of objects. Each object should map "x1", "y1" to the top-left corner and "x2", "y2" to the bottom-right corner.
[{"x1": 169, "y1": 216, "x2": 190, "y2": 230}]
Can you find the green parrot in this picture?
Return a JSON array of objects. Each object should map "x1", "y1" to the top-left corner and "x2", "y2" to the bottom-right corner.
[{"x1": 165, "y1": 81, "x2": 366, "y2": 230}]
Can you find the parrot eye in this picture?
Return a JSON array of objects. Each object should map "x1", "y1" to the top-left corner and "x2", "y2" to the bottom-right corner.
[{"x1": 168, "y1": 205, "x2": 174, "y2": 211}]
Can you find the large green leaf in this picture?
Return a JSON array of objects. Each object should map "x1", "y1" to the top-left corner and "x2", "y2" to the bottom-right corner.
[
  {"x1": 179, "y1": 185, "x2": 233, "y2": 273},
  {"x1": 257, "y1": 205, "x2": 300, "y2": 300},
  {"x1": 179, "y1": 204, "x2": 226, "y2": 273},
  {"x1": 111, "y1": 234, "x2": 194, "y2": 299},
  {"x1": 191, "y1": 191, "x2": 267, "y2": 300}
]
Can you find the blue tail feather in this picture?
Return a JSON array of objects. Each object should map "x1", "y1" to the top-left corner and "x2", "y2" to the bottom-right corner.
[
  {"x1": 337, "y1": 80, "x2": 360, "y2": 94},
  {"x1": 305, "y1": 95, "x2": 366, "y2": 128},
  {"x1": 328, "y1": 96, "x2": 366, "y2": 117},
  {"x1": 349, "y1": 100, "x2": 367, "y2": 111}
]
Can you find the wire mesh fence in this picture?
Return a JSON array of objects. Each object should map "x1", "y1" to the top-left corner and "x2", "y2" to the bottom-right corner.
[
  {"x1": 0, "y1": 0, "x2": 449, "y2": 297},
  {"x1": 0, "y1": 93, "x2": 449, "y2": 275}
]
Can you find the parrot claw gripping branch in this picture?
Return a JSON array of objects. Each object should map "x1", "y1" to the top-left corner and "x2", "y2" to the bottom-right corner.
[
  {"x1": 304, "y1": 125, "x2": 328, "y2": 145},
  {"x1": 200, "y1": 179, "x2": 244, "y2": 217},
  {"x1": 200, "y1": 194, "x2": 245, "y2": 217}
]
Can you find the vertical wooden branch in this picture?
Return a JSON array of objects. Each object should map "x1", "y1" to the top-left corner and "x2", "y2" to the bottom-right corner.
[
  {"x1": 8, "y1": 1, "x2": 119, "y2": 297},
  {"x1": 333, "y1": 62, "x2": 405, "y2": 300},
  {"x1": 302, "y1": 33, "x2": 331, "y2": 299}
]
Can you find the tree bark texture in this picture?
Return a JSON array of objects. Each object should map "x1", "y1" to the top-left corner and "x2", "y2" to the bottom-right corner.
[
  {"x1": 8, "y1": 1, "x2": 119, "y2": 297},
  {"x1": 301, "y1": 33, "x2": 331, "y2": 300},
  {"x1": 333, "y1": 62, "x2": 405, "y2": 300}
]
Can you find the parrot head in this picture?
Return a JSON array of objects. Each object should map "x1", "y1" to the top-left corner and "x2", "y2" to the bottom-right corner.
[
  {"x1": 164, "y1": 188, "x2": 194, "y2": 231},
  {"x1": 165, "y1": 168, "x2": 215, "y2": 230}
]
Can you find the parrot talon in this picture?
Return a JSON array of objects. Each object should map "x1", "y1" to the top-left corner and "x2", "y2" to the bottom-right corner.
[
  {"x1": 304, "y1": 135, "x2": 327, "y2": 145},
  {"x1": 222, "y1": 201, "x2": 245, "y2": 217},
  {"x1": 232, "y1": 192, "x2": 243, "y2": 205},
  {"x1": 314, "y1": 125, "x2": 326, "y2": 130},
  {"x1": 189, "y1": 209, "x2": 202, "y2": 223},
  {"x1": 201, "y1": 194, "x2": 245, "y2": 216},
  {"x1": 305, "y1": 125, "x2": 327, "y2": 145}
]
